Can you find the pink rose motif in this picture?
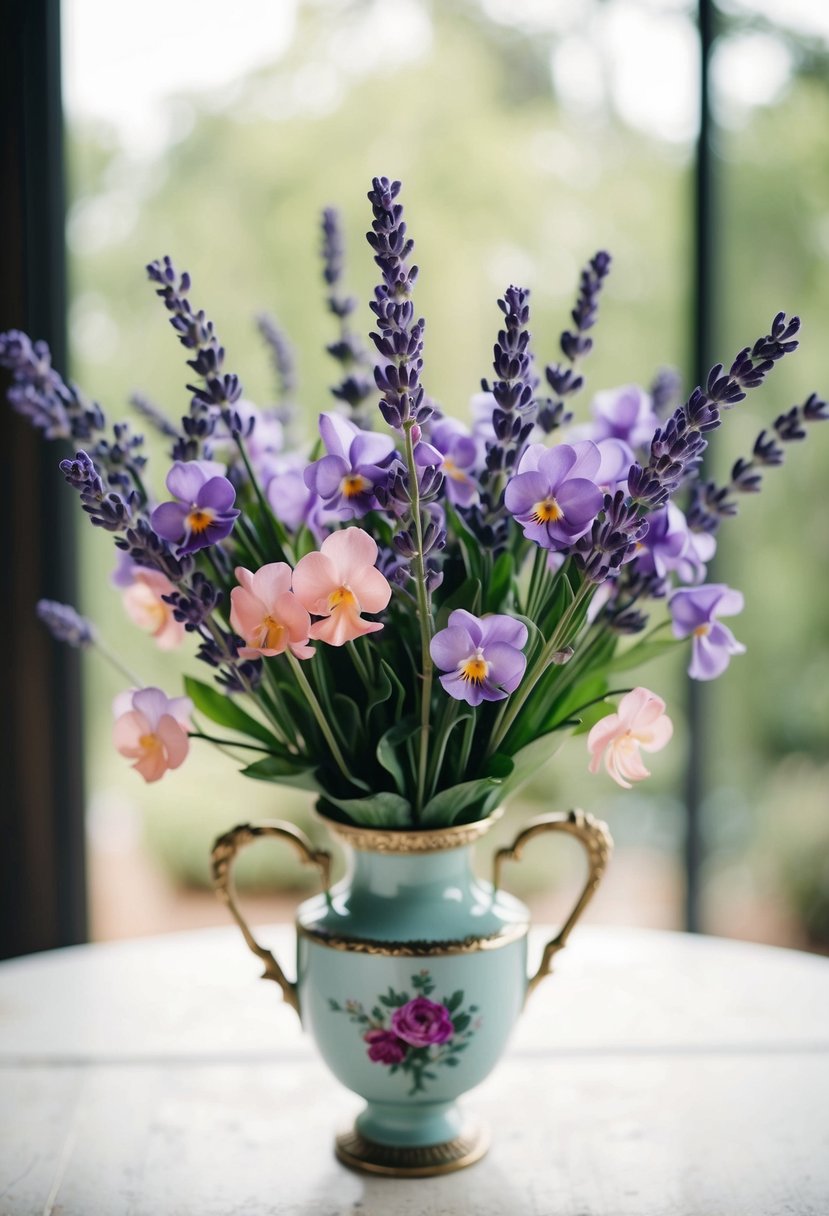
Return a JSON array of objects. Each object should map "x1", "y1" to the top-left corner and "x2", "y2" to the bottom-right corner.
[
  {"x1": 363, "y1": 1029, "x2": 407, "y2": 1065},
  {"x1": 390, "y1": 998, "x2": 454, "y2": 1047}
]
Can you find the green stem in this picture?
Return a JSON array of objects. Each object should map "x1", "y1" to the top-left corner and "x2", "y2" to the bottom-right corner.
[
  {"x1": 234, "y1": 433, "x2": 293, "y2": 564},
  {"x1": 93, "y1": 639, "x2": 144, "y2": 688},
  {"x1": 457, "y1": 712, "x2": 476, "y2": 781},
  {"x1": 488, "y1": 580, "x2": 593, "y2": 756},
  {"x1": 190, "y1": 730, "x2": 279, "y2": 755},
  {"x1": 525, "y1": 546, "x2": 549, "y2": 620},
  {"x1": 287, "y1": 652, "x2": 353, "y2": 785},
  {"x1": 403, "y1": 421, "x2": 435, "y2": 820},
  {"x1": 347, "y1": 640, "x2": 373, "y2": 689}
]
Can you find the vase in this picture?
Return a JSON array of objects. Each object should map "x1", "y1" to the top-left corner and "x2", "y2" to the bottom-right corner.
[{"x1": 211, "y1": 807, "x2": 612, "y2": 1177}]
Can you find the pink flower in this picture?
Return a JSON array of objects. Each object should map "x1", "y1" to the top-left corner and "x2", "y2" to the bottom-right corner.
[
  {"x1": 229, "y1": 563, "x2": 314, "y2": 660},
  {"x1": 112, "y1": 687, "x2": 192, "y2": 784},
  {"x1": 121, "y1": 569, "x2": 186, "y2": 650},
  {"x1": 587, "y1": 686, "x2": 673, "y2": 789},
  {"x1": 292, "y1": 528, "x2": 391, "y2": 647},
  {"x1": 390, "y1": 997, "x2": 454, "y2": 1047},
  {"x1": 363, "y1": 1028, "x2": 407, "y2": 1065}
]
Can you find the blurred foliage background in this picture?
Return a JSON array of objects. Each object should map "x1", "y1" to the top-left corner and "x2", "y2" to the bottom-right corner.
[{"x1": 61, "y1": 0, "x2": 829, "y2": 945}]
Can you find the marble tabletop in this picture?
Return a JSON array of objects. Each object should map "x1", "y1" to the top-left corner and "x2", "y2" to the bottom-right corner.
[{"x1": 0, "y1": 924, "x2": 827, "y2": 1215}]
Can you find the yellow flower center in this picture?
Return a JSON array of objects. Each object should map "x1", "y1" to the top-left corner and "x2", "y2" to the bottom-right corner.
[
  {"x1": 693, "y1": 623, "x2": 711, "y2": 638},
  {"x1": 459, "y1": 651, "x2": 489, "y2": 684},
  {"x1": 138, "y1": 732, "x2": 161, "y2": 755},
  {"x1": 531, "y1": 497, "x2": 564, "y2": 524},
  {"x1": 186, "y1": 507, "x2": 214, "y2": 533},
  {"x1": 328, "y1": 585, "x2": 357, "y2": 612},
  {"x1": 442, "y1": 457, "x2": 467, "y2": 483},
  {"x1": 341, "y1": 473, "x2": 371, "y2": 499},
  {"x1": 262, "y1": 616, "x2": 285, "y2": 649}
]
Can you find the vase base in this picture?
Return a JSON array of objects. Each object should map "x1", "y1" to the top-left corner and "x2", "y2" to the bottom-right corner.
[{"x1": 334, "y1": 1122, "x2": 489, "y2": 1178}]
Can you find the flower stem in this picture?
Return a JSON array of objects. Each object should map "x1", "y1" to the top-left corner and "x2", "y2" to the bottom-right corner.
[
  {"x1": 287, "y1": 652, "x2": 353, "y2": 785},
  {"x1": 92, "y1": 638, "x2": 144, "y2": 688},
  {"x1": 487, "y1": 580, "x2": 593, "y2": 756},
  {"x1": 403, "y1": 420, "x2": 435, "y2": 820}
]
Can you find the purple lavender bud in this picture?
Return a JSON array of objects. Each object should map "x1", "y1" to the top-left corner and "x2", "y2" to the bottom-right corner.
[
  {"x1": 59, "y1": 449, "x2": 138, "y2": 532},
  {"x1": 36, "y1": 599, "x2": 95, "y2": 648},
  {"x1": 162, "y1": 572, "x2": 222, "y2": 630},
  {"x1": 116, "y1": 518, "x2": 195, "y2": 583},
  {"x1": 217, "y1": 657, "x2": 264, "y2": 694},
  {"x1": 256, "y1": 312, "x2": 296, "y2": 406}
]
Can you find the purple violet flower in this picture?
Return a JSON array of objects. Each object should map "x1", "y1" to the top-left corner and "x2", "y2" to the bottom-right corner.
[
  {"x1": 430, "y1": 609, "x2": 527, "y2": 707},
  {"x1": 504, "y1": 441, "x2": 604, "y2": 550},
  {"x1": 429, "y1": 417, "x2": 480, "y2": 507},
  {"x1": 304, "y1": 413, "x2": 395, "y2": 519},
  {"x1": 634, "y1": 503, "x2": 715, "y2": 584},
  {"x1": 151, "y1": 460, "x2": 240, "y2": 556},
  {"x1": 669, "y1": 584, "x2": 746, "y2": 680},
  {"x1": 590, "y1": 385, "x2": 660, "y2": 450}
]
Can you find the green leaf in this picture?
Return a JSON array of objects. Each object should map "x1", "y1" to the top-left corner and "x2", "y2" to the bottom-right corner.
[
  {"x1": 332, "y1": 693, "x2": 362, "y2": 748},
  {"x1": 377, "y1": 716, "x2": 417, "y2": 795},
  {"x1": 608, "y1": 638, "x2": 683, "y2": 673},
  {"x1": 485, "y1": 550, "x2": 514, "y2": 614},
  {"x1": 452, "y1": 1012, "x2": 471, "y2": 1034},
  {"x1": 444, "y1": 990, "x2": 464, "y2": 1013},
  {"x1": 435, "y1": 575, "x2": 482, "y2": 631},
  {"x1": 184, "y1": 676, "x2": 276, "y2": 748},
  {"x1": 444, "y1": 501, "x2": 483, "y2": 581},
  {"x1": 379, "y1": 659, "x2": 407, "y2": 722},
  {"x1": 420, "y1": 774, "x2": 505, "y2": 828},
  {"x1": 496, "y1": 729, "x2": 570, "y2": 798},
  {"x1": 239, "y1": 755, "x2": 320, "y2": 790},
  {"x1": 321, "y1": 790, "x2": 413, "y2": 828}
]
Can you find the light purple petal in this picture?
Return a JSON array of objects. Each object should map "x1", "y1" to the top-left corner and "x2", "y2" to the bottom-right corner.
[
  {"x1": 318, "y1": 412, "x2": 356, "y2": 460},
  {"x1": 351, "y1": 430, "x2": 396, "y2": 467},
  {"x1": 151, "y1": 501, "x2": 187, "y2": 542},
  {"x1": 554, "y1": 478, "x2": 604, "y2": 528},
  {"x1": 595, "y1": 438, "x2": 634, "y2": 488},
  {"x1": 430, "y1": 625, "x2": 474, "y2": 672},
  {"x1": 516, "y1": 443, "x2": 545, "y2": 475},
  {"x1": 412, "y1": 439, "x2": 442, "y2": 467},
  {"x1": 446, "y1": 609, "x2": 483, "y2": 647},
  {"x1": 166, "y1": 461, "x2": 208, "y2": 504},
  {"x1": 689, "y1": 633, "x2": 732, "y2": 681},
  {"x1": 439, "y1": 669, "x2": 483, "y2": 706},
  {"x1": 477, "y1": 614, "x2": 528, "y2": 650},
  {"x1": 484, "y1": 641, "x2": 527, "y2": 693},
  {"x1": 537, "y1": 444, "x2": 578, "y2": 489},
  {"x1": 565, "y1": 440, "x2": 602, "y2": 482},
  {"x1": 131, "y1": 687, "x2": 170, "y2": 730},
  {"x1": 504, "y1": 470, "x2": 549, "y2": 516},
  {"x1": 477, "y1": 681, "x2": 508, "y2": 703},
  {"x1": 197, "y1": 476, "x2": 236, "y2": 512},
  {"x1": 306, "y1": 454, "x2": 349, "y2": 500}
]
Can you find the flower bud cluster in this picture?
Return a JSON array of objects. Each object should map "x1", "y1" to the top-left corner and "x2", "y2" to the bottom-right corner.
[
  {"x1": 162, "y1": 572, "x2": 223, "y2": 631},
  {"x1": 538, "y1": 251, "x2": 611, "y2": 434},
  {"x1": 367, "y1": 177, "x2": 429, "y2": 430},
  {"x1": 320, "y1": 208, "x2": 374, "y2": 418},
  {"x1": 60, "y1": 450, "x2": 139, "y2": 532}
]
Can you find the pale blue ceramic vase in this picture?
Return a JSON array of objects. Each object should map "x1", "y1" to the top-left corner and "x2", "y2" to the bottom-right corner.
[{"x1": 212, "y1": 808, "x2": 612, "y2": 1177}]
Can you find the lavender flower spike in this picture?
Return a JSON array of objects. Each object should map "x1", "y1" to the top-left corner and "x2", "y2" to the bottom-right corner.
[
  {"x1": 151, "y1": 460, "x2": 240, "y2": 556},
  {"x1": 669, "y1": 584, "x2": 746, "y2": 680},
  {"x1": 430, "y1": 610, "x2": 527, "y2": 707},
  {"x1": 37, "y1": 600, "x2": 95, "y2": 648}
]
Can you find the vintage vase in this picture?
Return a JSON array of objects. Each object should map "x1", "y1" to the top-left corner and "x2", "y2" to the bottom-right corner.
[{"x1": 212, "y1": 807, "x2": 612, "y2": 1177}]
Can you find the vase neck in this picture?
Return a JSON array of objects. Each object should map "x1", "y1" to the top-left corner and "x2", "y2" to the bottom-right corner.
[{"x1": 347, "y1": 845, "x2": 475, "y2": 899}]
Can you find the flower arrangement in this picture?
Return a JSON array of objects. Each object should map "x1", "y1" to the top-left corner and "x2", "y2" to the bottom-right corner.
[{"x1": 4, "y1": 176, "x2": 826, "y2": 830}]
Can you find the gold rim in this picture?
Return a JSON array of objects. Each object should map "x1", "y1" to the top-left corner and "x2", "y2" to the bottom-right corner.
[
  {"x1": 297, "y1": 920, "x2": 527, "y2": 956},
  {"x1": 334, "y1": 1124, "x2": 489, "y2": 1177},
  {"x1": 317, "y1": 809, "x2": 502, "y2": 854}
]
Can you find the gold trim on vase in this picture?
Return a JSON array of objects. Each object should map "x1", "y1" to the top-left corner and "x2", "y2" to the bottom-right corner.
[
  {"x1": 317, "y1": 809, "x2": 502, "y2": 854},
  {"x1": 335, "y1": 1124, "x2": 489, "y2": 1177},
  {"x1": 297, "y1": 920, "x2": 527, "y2": 956}
]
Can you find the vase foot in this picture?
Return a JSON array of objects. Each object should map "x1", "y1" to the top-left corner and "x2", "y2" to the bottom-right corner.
[{"x1": 335, "y1": 1122, "x2": 489, "y2": 1178}]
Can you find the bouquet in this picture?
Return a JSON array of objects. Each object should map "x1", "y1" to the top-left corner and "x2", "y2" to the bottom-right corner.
[{"x1": 3, "y1": 176, "x2": 825, "y2": 830}]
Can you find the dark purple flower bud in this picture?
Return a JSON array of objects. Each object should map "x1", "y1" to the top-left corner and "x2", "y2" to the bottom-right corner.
[
  {"x1": 36, "y1": 599, "x2": 95, "y2": 648},
  {"x1": 162, "y1": 572, "x2": 222, "y2": 631},
  {"x1": 116, "y1": 518, "x2": 195, "y2": 583}
]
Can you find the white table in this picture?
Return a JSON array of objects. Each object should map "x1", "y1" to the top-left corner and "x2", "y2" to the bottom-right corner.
[{"x1": 0, "y1": 925, "x2": 827, "y2": 1215}]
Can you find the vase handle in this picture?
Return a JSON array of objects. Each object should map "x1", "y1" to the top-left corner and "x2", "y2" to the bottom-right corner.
[
  {"x1": 493, "y1": 809, "x2": 613, "y2": 1000},
  {"x1": 211, "y1": 820, "x2": 332, "y2": 1018}
]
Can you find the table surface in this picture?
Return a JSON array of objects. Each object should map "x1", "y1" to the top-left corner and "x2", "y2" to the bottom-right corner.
[{"x1": 0, "y1": 924, "x2": 827, "y2": 1216}]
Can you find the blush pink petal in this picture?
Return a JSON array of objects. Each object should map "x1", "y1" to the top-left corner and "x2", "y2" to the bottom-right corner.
[
  {"x1": 355, "y1": 564, "x2": 393, "y2": 613},
  {"x1": 113, "y1": 709, "x2": 147, "y2": 755},
  {"x1": 250, "y1": 562, "x2": 293, "y2": 604},
  {"x1": 310, "y1": 606, "x2": 383, "y2": 646},
  {"x1": 156, "y1": 714, "x2": 190, "y2": 770},
  {"x1": 320, "y1": 527, "x2": 379, "y2": 582},
  {"x1": 638, "y1": 714, "x2": 674, "y2": 752},
  {"x1": 587, "y1": 687, "x2": 672, "y2": 789},
  {"x1": 619, "y1": 687, "x2": 667, "y2": 730},
  {"x1": 292, "y1": 552, "x2": 338, "y2": 615}
]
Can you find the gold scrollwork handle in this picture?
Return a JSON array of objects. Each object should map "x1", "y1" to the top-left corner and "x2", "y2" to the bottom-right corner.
[
  {"x1": 211, "y1": 820, "x2": 332, "y2": 1017},
  {"x1": 493, "y1": 809, "x2": 613, "y2": 1000}
]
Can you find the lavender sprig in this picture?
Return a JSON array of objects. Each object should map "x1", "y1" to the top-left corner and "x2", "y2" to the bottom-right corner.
[
  {"x1": 60, "y1": 450, "x2": 139, "y2": 532},
  {"x1": 129, "y1": 391, "x2": 180, "y2": 439},
  {"x1": 36, "y1": 599, "x2": 95, "y2": 648},
  {"x1": 320, "y1": 208, "x2": 374, "y2": 417},
  {"x1": 629, "y1": 312, "x2": 801, "y2": 511},
  {"x1": 367, "y1": 177, "x2": 429, "y2": 431},
  {"x1": 0, "y1": 329, "x2": 103, "y2": 440},
  {"x1": 687, "y1": 392, "x2": 828, "y2": 534},
  {"x1": 538, "y1": 251, "x2": 611, "y2": 434},
  {"x1": 146, "y1": 256, "x2": 243, "y2": 461},
  {"x1": 649, "y1": 367, "x2": 682, "y2": 418},
  {"x1": 256, "y1": 312, "x2": 297, "y2": 411}
]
